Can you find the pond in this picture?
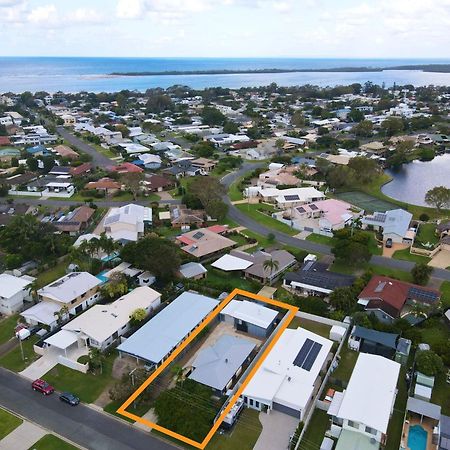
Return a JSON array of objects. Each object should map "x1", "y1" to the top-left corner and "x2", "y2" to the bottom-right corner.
[{"x1": 381, "y1": 154, "x2": 450, "y2": 206}]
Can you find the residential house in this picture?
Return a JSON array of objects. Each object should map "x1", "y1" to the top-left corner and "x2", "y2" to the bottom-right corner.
[
  {"x1": 85, "y1": 177, "x2": 122, "y2": 195},
  {"x1": 43, "y1": 286, "x2": 161, "y2": 353},
  {"x1": 103, "y1": 204, "x2": 152, "y2": 242},
  {"x1": 252, "y1": 187, "x2": 325, "y2": 209},
  {"x1": 190, "y1": 157, "x2": 216, "y2": 173},
  {"x1": 204, "y1": 133, "x2": 250, "y2": 147},
  {"x1": 53, "y1": 145, "x2": 79, "y2": 160},
  {"x1": 220, "y1": 299, "x2": 279, "y2": 338},
  {"x1": 284, "y1": 259, "x2": 355, "y2": 296},
  {"x1": 109, "y1": 162, "x2": 144, "y2": 174},
  {"x1": 70, "y1": 163, "x2": 92, "y2": 177},
  {"x1": 359, "y1": 141, "x2": 386, "y2": 154},
  {"x1": 243, "y1": 327, "x2": 333, "y2": 420},
  {"x1": 117, "y1": 291, "x2": 219, "y2": 367},
  {"x1": 0, "y1": 273, "x2": 34, "y2": 315},
  {"x1": 212, "y1": 249, "x2": 296, "y2": 284},
  {"x1": 327, "y1": 353, "x2": 400, "y2": 449},
  {"x1": 26, "y1": 176, "x2": 75, "y2": 197},
  {"x1": 361, "y1": 209, "x2": 414, "y2": 244},
  {"x1": 133, "y1": 153, "x2": 162, "y2": 170},
  {"x1": 176, "y1": 227, "x2": 236, "y2": 259},
  {"x1": 188, "y1": 334, "x2": 256, "y2": 395},
  {"x1": 170, "y1": 204, "x2": 205, "y2": 228},
  {"x1": 26, "y1": 144, "x2": 51, "y2": 157},
  {"x1": 257, "y1": 165, "x2": 303, "y2": 188},
  {"x1": 357, "y1": 276, "x2": 440, "y2": 323},
  {"x1": 143, "y1": 174, "x2": 174, "y2": 193},
  {"x1": 53, "y1": 206, "x2": 95, "y2": 235},
  {"x1": 178, "y1": 262, "x2": 207, "y2": 280}
]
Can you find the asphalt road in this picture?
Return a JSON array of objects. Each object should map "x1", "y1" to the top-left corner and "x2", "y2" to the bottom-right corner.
[
  {"x1": 56, "y1": 127, "x2": 116, "y2": 168},
  {"x1": 0, "y1": 368, "x2": 177, "y2": 450},
  {"x1": 221, "y1": 164, "x2": 450, "y2": 282}
]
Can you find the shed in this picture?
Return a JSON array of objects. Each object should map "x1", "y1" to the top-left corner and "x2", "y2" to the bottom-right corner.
[{"x1": 329, "y1": 325, "x2": 346, "y2": 342}]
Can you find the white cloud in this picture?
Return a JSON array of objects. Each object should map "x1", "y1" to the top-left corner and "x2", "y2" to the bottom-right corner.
[{"x1": 116, "y1": 0, "x2": 143, "y2": 19}]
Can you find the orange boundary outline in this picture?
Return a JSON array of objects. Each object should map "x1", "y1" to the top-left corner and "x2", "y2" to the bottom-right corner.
[{"x1": 117, "y1": 288, "x2": 298, "y2": 449}]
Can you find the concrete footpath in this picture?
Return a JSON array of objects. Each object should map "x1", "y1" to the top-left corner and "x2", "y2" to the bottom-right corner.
[{"x1": 0, "y1": 421, "x2": 46, "y2": 450}]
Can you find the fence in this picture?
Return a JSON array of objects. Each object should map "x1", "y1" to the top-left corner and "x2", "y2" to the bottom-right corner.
[
  {"x1": 58, "y1": 355, "x2": 89, "y2": 373},
  {"x1": 295, "y1": 310, "x2": 350, "y2": 329}
]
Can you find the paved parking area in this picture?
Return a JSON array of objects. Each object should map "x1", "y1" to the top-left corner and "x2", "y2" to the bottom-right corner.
[
  {"x1": 254, "y1": 410, "x2": 298, "y2": 450},
  {"x1": 382, "y1": 242, "x2": 408, "y2": 257}
]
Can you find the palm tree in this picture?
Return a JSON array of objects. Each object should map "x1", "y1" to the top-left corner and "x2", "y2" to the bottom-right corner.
[
  {"x1": 98, "y1": 233, "x2": 117, "y2": 260},
  {"x1": 263, "y1": 258, "x2": 280, "y2": 284}
]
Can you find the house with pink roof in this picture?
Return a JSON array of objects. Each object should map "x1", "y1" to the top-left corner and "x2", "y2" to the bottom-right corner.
[{"x1": 276, "y1": 198, "x2": 362, "y2": 236}]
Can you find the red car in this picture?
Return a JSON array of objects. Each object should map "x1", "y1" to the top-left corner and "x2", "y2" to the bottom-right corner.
[{"x1": 31, "y1": 379, "x2": 54, "y2": 395}]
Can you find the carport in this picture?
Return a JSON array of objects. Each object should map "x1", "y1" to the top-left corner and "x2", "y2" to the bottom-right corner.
[{"x1": 44, "y1": 330, "x2": 79, "y2": 356}]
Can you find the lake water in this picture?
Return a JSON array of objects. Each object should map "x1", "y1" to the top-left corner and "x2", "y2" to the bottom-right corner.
[
  {"x1": 382, "y1": 154, "x2": 450, "y2": 206},
  {"x1": 1, "y1": 57, "x2": 450, "y2": 93}
]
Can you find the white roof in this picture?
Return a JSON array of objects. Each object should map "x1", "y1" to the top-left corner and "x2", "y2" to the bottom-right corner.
[
  {"x1": 44, "y1": 329, "x2": 78, "y2": 350},
  {"x1": 38, "y1": 272, "x2": 101, "y2": 303},
  {"x1": 336, "y1": 353, "x2": 400, "y2": 434},
  {"x1": 243, "y1": 327, "x2": 333, "y2": 411},
  {"x1": 0, "y1": 273, "x2": 32, "y2": 299},
  {"x1": 221, "y1": 300, "x2": 278, "y2": 329},
  {"x1": 21, "y1": 301, "x2": 60, "y2": 325},
  {"x1": 73, "y1": 233, "x2": 100, "y2": 248},
  {"x1": 62, "y1": 286, "x2": 160, "y2": 344},
  {"x1": 212, "y1": 254, "x2": 253, "y2": 271}
]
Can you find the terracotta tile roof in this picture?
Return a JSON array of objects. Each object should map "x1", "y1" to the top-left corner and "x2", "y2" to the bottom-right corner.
[{"x1": 70, "y1": 163, "x2": 92, "y2": 176}]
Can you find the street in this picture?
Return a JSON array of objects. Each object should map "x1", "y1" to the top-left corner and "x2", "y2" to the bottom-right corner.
[{"x1": 0, "y1": 368, "x2": 177, "y2": 450}]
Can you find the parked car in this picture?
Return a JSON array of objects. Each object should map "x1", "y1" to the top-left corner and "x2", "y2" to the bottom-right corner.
[
  {"x1": 31, "y1": 379, "x2": 54, "y2": 395},
  {"x1": 385, "y1": 238, "x2": 393, "y2": 248},
  {"x1": 59, "y1": 392, "x2": 80, "y2": 406}
]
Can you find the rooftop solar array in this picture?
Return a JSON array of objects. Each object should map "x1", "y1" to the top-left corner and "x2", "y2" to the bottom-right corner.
[
  {"x1": 293, "y1": 338, "x2": 323, "y2": 371},
  {"x1": 297, "y1": 207, "x2": 306, "y2": 213},
  {"x1": 284, "y1": 195, "x2": 300, "y2": 201},
  {"x1": 408, "y1": 287, "x2": 439, "y2": 304},
  {"x1": 309, "y1": 204, "x2": 319, "y2": 211},
  {"x1": 374, "y1": 281, "x2": 386, "y2": 293},
  {"x1": 371, "y1": 213, "x2": 387, "y2": 223},
  {"x1": 192, "y1": 231, "x2": 205, "y2": 240}
]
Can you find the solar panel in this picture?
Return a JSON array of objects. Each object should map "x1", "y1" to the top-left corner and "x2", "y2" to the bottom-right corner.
[
  {"x1": 293, "y1": 338, "x2": 314, "y2": 367},
  {"x1": 374, "y1": 281, "x2": 386, "y2": 293},
  {"x1": 284, "y1": 195, "x2": 300, "y2": 201},
  {"x1": 302, "y1": 342, "x2": 323, "y2": 371},
  {"x1": 297, "y1": 207, "x2": 306, "y2": 213},
  {"x1": 408, "y1": 287, "x2": 438, "y2": 303},
  {"x1": 192, "y1": 231, "x2": 205, "y2": 240},
  {"x1": 309, "y1": 204, "x2": 319, "y2": 211}
]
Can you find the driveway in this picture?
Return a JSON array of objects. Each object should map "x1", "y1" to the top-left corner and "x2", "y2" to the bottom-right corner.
[
  {"x1": 254, "y1": 410, "x2": 298, "y2": 450},
  {"x1": 382, "y1": 242, "x2": 409, "y2": 258},
  {"x1": 429, "y1": 249, "x2": 450, "y2": 269}
]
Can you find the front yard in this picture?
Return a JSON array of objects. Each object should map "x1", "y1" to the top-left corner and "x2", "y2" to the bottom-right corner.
[
  {"x1": 42, "y1": 352, "x2": 117, "y2": 403},
  {"x1": 392, "y1": 247, "x2": 431, "y2": 264},
  {"x1": 27, "y1": 434, "x2": 78, "y2": 450},
  {"x1": 0, "y1": 314, "x2": 19, "y2": 345},
  {"x1": 0, "y1": 408, "x2": 22, "y2": 440},
  {"x1": 0, "y1": 335, "x2": 40, "y2": 372}
]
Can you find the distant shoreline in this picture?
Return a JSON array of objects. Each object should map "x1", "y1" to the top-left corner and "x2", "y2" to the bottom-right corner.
[{"x1": 110, "y1": 64, "x2": 450, "y2": 76}]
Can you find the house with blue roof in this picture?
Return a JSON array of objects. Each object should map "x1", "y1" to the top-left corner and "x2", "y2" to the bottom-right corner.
[{"x1": 26, "y1": 144, "x2": 51, "y2": 157}]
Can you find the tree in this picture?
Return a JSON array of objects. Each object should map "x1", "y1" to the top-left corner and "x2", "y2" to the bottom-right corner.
[
  {"x1": 188, "y1": 176, "x2": 225, "y2": 213},
  {"x1": 411, "y1": 263, "x2": 433, "y2": 286},
  {"x1": 27, "y1": 157, "x2": 39, "y2": 171},
  {"x1": 291, "y1": 110, "x2": 305, "y2": 128},
  {"x1": 146, "y1": 94, "x2": 173, "y2": 113},
  {"x1": 332, "y1": 228, "x2": 371, "y2": 265},
  {"x1": 88, "y1": 348, "x2": 106, "y2": 374},
  {"x1": 263, "y1": 258, "x2": 280, "y2": 278},
  {"x1": 201, "y1": 106, "x2": 226, "y2": 126},
  {"x1": 329, "y1": 287, "x2": 356, "y2": 314},
  {"x1": 347, "y1": 157, "x2": 378, "y2": 184},
  {"x1": 267, "y1": 232, "x2": 275, "y2": 243},
  {"x1": 109, "y1": 367, "x2": 151, "y2": 405},
  {"x1": 381, "y1": 117, "x2": 403, "y2": 137},
  {"x1": 415, "y1": 350, "x2": 444, "y2": 376},
  {"x1": 326, "y1": 165, "x2": 355, "y2": 189},
  {"x1": 101, "y1": 273, "x2": 128, "y2": 300},
  {"x1": 120, "y1": 237, "x2": 181, "y2": 282},
  {"x1": 121, "y1": 172, "x2": 144, "y2": 201},
  {"x1": 425, "y1": 186, "x2": 450, "y2": 213},
  {"x1": 130, "y1": 308, "x2": 147, "y2": 323},
  {"x1": 54, "y1": 305, "x2": 69, "y2": 325},
  {"x1": 205, "y1": 199, "x2": 228, "y2": 221},
  {"x1": 352, "y1": 120, "x2": 373, "y2": 137},
  {"x1": 223, "y1": 121, "x2": 239, "y2": 134},
  {"x1": 348, "y1": 109, "x2": 364, "y2": 123}
]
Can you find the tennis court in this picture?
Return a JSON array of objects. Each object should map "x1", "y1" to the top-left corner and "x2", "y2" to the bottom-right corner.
[{"x1": 335, "y1": 191, "x2": 398, "y2": 213}]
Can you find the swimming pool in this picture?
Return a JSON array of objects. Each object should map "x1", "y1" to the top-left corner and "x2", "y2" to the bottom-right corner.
[
  {"x1": 96, "y1": 270, "x2": 109, "y2": 284},
  {"x1": 408, "y1": 424, "x2": 427, "y2": 450}
]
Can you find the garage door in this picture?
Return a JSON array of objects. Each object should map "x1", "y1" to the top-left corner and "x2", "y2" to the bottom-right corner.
[{"x1": 272, "y1": 402, "x2": 301, "y2": 418}]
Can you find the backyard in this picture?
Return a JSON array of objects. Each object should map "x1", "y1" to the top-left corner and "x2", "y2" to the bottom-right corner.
[
  {"x1": 298, "y1": 408, "x2": 330, "y2": 450},
  {"x1": 413, "y1": 222, "x2": 440, "y2": 249},
  {"x1": 287, "y1": 316, "x2": 331, "y2": 339},
  {"x1": 35, "y1": 262, "x2": 68, "y2": 289}
]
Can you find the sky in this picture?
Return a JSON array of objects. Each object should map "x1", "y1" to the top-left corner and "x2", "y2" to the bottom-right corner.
[{"x1": 1, "y1": 0, "x2": 450, "y2": 58}]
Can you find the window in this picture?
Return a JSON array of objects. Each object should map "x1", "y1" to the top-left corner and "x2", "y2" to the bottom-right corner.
[
  {"x1": 249, "y1": 399, "x2": 254, "y2": 406},
  {"x1": 255, "y1": 401, "x2": 260, "y2": 408},
  {"x1": 365, "y1": 426, "x2": 377, "y2": 435},
  {"x1": 348, "y1": 420, "x2": 358, "y2": 429}
]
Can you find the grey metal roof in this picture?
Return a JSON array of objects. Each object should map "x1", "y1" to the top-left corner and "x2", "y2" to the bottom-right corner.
[
  {"x1": 352, "y1": 326, "x2": 398, "y2": 350},
  {"x1": 117, "y1": 292, "x2": 219, "y2": 364},
  {"x1": 179, "y1": 262, "x2": 207, "y2": 279},
  {"x1": 441, "y1": 415, "x2": 450, "y2": 450},
  {"x1": 188, "y1": 334, "x2": 255, "y2": 391},
  {"x1": 406, "y1": 397, "x2": 441, "y2": 421}
]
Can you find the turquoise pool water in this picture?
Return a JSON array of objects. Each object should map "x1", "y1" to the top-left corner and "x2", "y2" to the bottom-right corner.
[
  {"x1": 96, "y1": 270, "x2": 109, "y2": 284},
  {"x1": 408, "y1": 425, "x2": 427, "y2": 450}
]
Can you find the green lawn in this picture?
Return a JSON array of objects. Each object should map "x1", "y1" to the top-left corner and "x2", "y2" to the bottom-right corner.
[
  {"x1": 288, "y1": 317, "x2": 331, "y2": 338},
  {"x1": 306, "y1": 234, "x2": 335, "y2": 246},
  {"x1": 0, "y1": 314, "x2": 19, "y2": 345},
  {"x1": 235, "y1": 203, "x2": 298, "y2": 236},
  {"x1": 204, "y1": 266, "x2": 261, "y2": 293},
  {"x1": 431, "y1": 372, "x2": 450, "y2": 415},
  {"x1": 207, "y1": 409, "x2": 262, "y2": 450},
  {"x1": 298, "y1": 408, "x2": 330, "y2": 450},
  {"x1": 331, "y1": 260, "x2": 413, "y2": 282},
  {"x1": 104, "y1": 400, "x2": 150, "y2": 423},
  {"x1": 35, "y1": 263, "x2": 68, "y2": 289},
  {"x1": 0, "y1": 335, "x2": 40, "y2": 372},
  {"x1": 228, "y1": 233, "x2": 253, "y2": 247},
  {"x1": 414, "y1": 222, "x2": 440, "y2": 249},
  {"x1": 392, "y1": 247, "x2": 431, "y2": 264},
  {"x1": 42, "y1": 352, "x2": 116, "y2": 403},
  {"x1": 0, "y1": 408, "x2": 22, "y2": 439},
  {"x1": 440, "y1": 281, "x2": 450, "y2": 308},
  {"x1": 28, "y1": 434, "x2": 78, "y2": 450},
  {"x1": 228, "y1": 179, "x2": 244, "y2": 202},
  {"x1": 332, "y1": 345, "x2": 359, "y2": 383}
]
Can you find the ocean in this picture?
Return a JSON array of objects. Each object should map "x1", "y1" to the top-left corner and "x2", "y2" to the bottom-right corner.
[{"x1": 1, "y1": 57, "x2": 450, "y2": 93}]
